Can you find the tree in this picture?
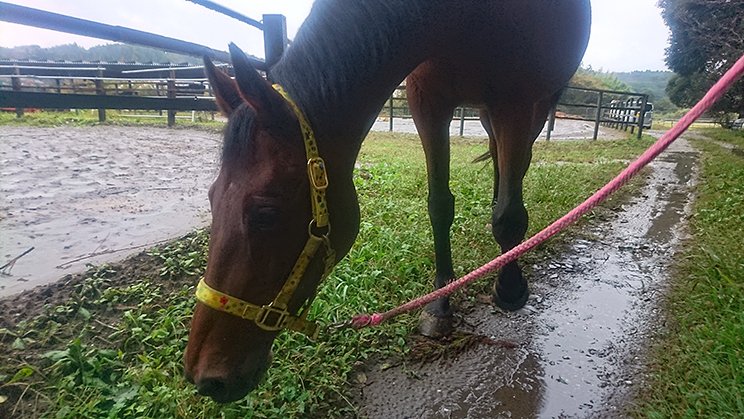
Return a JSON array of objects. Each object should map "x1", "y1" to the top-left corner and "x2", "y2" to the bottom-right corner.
[{"x1": 659, "y1": 0, "x2": 744, "y2": 118}]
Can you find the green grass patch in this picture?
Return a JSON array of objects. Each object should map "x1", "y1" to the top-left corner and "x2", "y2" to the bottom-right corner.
[
  {"x1": 0, "y1": 109, "x2": 224, "y2": 131},
  {"x1": 638, "y1": 128, "x2": 744, "y2": 418},
  {"x1": 0, "y1": 130, "x2": 653, "y2": 418}
]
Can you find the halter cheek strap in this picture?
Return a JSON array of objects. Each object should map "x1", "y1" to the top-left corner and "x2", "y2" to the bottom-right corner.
[{"x1": 195, "y1": 84, "x2": 335, "y2": 340}]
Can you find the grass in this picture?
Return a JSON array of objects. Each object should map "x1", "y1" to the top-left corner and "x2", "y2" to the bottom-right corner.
[
  {"x1": 0, "y1": 109, "x2": 225, "y2": 131},
  {"x1": 0, "y1": 124, "x2": 655, "y2": 418},
  {"x1": 638, "y1": 128, "x2": 744, "y2": 418}
]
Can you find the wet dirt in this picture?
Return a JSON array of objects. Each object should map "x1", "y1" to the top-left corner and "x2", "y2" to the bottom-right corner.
[
  {"x1": 0, "y1": 126, "x2": 220, "y2": 297},
  {"x1": 354, "y1": 137, "x2": 698, "y2": 418}
]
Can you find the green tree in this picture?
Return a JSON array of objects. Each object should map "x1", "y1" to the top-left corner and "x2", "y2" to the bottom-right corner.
[{"x1": 659, "y1": 0, "x2": 744, "y2": 118}]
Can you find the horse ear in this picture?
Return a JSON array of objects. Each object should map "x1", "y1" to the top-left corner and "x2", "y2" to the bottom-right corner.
[
  {"x1": 204, "y1": 56, "x2": 244, "y2": 116},
  {"x1": 228, "y1": 43, "x2": 286, "y2": 116}
]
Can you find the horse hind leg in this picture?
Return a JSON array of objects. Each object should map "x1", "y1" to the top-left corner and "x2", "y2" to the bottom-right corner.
[
  {"x1": 487, "y1": 94, "x2": 558, "y2": 310},
  {"x1": 407, "y1": 79, "x2": 457, "y2": 338}
]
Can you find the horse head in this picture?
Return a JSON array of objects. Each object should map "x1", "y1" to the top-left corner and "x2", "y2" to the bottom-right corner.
[{"x1": 184, "y1": 44, "x2": 333, "y2": 403}]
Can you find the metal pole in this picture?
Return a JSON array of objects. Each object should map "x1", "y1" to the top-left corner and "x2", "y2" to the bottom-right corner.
[
  {"x1": 637, "y1": 94, "x2": 648, "y2": 139},
  {"x1": 263, "y1": 14, "x2": 287, "y2": 77},
  {"x1": 0, "y1": 2, "x2": 239, "y2": 66},
  {"x1": 593, "y1": 91, "x2": 603, "y2": 140},
  {"x1": 546, "y1": 104, "x2": 556, "y2": 141},
  {"x1": 186, "y1": 0, "x2": 264, "y2": 29},
  {"x1": 388, "y1": 96, "x2": 394, "y2": 132},
  {"x1": 12, "y1": 66, "x2": 23, "y2": 118},
  {"x1": 459, "y1": 107, "x2": 465, "y2": 137}
]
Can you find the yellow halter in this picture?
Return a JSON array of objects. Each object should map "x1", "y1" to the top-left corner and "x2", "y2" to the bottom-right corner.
[{"x1": 195, "y1": 84, "x2": 335, "y2": 340}]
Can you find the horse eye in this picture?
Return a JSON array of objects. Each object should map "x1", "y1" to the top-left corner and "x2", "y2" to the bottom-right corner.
[{"x1": 248, "y1": 207, "x2": 280, "y2": 232}]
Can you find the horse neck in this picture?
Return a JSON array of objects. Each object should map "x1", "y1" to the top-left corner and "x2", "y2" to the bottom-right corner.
[{"x1": 270, "y1": 1, "x2": 446, "y2": 170}]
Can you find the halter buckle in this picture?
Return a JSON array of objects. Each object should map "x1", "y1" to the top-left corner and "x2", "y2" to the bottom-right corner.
[
  {"x1": 255, "y1": 303, "x2": 290, "y2": 331},
  {"x1": 307, "y1": 157, "x2": 329, "y2": 190}
]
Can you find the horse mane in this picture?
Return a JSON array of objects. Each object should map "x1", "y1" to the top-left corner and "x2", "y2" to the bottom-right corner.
[{"x1": 270, "y1": 0, "x2": 428, "y2": 130}]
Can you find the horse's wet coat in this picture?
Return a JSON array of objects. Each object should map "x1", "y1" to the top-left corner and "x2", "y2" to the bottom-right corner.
[{"x1": 185, "y1": 0, "x2": 591, "y2": 402}]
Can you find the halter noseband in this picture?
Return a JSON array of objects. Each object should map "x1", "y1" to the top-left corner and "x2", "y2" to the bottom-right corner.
[{"x1": 195, "y1": 84, "x2": 335, "y2": 340}]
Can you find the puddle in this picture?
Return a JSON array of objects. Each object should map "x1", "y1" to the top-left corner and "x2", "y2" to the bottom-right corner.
[{"x1": 356, "y1": 138, "x2": 698, "y2": 418}]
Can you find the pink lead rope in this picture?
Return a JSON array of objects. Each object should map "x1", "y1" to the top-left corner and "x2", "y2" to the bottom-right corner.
[{"x1": 349, "y1": 54, "x2": 744, "y2": 330}]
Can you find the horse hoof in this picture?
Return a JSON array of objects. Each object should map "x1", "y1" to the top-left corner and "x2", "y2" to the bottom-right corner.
[
  {"x1": 493, "y1": 287, "x2": 529, "y2": 311},
  {"x1": 418, "y1": 310, "x2": 454, "y2": 338}
]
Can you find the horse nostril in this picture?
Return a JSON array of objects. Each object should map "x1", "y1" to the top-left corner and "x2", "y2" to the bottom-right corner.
[{"x1": 196, "y1": 377, "x2": 227, "y2": 399}]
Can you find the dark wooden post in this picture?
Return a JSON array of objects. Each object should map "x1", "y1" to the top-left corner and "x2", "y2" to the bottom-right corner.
[
  {"x1": 593, "y1": 91, "x2": 603, "y2": 140},
  {"x1": 262, "y1": 14, "x2": 287, "y2": 79},
  {"x1": 637, "y1": 94, "x2": 648, "y2": 139},
  {"x1": 95, "y1": 68, "x2": 106, "y2": 122},
  {"x1": 546, "y1": 104, "x2": 557, "y2": 141},
  {"x1": 167, "y1": 74, "x2": 176, "y2": 127},
  {"x1": 12, "y1": 66, "x2": 23, "y2": 118},
  {"x1": 459, "y1": 107, "x2": 465, "y2": 137}
]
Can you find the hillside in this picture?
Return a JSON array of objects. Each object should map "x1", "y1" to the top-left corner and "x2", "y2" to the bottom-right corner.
[
  {"x1": 613, "y1": 70, "x2": 675, "y2": 108},
  {"x1": 0, "y1": 43, "x2": 200, "y2": 64}
]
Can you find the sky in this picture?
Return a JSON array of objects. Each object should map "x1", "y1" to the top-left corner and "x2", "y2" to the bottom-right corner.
[{"x1": 0, "y1": 0, "x2": 671, "y2": 72}]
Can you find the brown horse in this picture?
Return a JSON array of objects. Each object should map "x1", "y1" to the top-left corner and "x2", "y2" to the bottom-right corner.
[{"x1": 185, "y1": 0, "x2": 591, "y2": 402}]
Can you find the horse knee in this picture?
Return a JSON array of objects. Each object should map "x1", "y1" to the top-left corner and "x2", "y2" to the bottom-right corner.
[{"x1": 491, "y1": 203, "x2": 528, "y2": 250}]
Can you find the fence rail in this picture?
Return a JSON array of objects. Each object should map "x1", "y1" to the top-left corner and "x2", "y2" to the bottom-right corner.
[{"x1": 381, "y1": 85, "x2": 650, "y2": 139}]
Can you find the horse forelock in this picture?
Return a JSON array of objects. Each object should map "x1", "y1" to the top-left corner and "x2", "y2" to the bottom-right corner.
[{"x1": 221, "y1": 104, "x2": 257, "y2": 164}]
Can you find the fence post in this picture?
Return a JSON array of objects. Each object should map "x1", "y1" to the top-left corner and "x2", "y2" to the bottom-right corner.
[
  {"x1": 459, "y1": 107, "x2": 465, "y2": 137},
  {"x1": 262, "y1": 14, "x2": 287, "y2": 79},
  {"x1": 593, "y1": 91, "x2": 603, "y2": 140},
  {"x1": 546, "y1": 104, "x2": 556, "y2": 141},
  {"x1": 95, "y1": 68, "x2": 106, "y2": 122},
  {"x1": 167, "y1": 72, "x2": 176, "y2": 127},
  {"x1": 12, "y1": 66, "x2": 23, "y2": 118},
  {"x1": 389, "y1": 96, "x2": 394, "y2": 132},
  {"x1": 637, "y1": 94, "x2": 648, "y2": 139}
]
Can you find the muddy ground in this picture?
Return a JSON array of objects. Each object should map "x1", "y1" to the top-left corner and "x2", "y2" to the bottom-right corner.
[
  {"x1": 0, "y1": 125, "x2": 220, "y2": 297},
  {"x1": 354, "y1": 134, "x2": 698, "y2": 418},
  {"x1": 0, "y1": 123, "x2": 693, "y2": 417}
]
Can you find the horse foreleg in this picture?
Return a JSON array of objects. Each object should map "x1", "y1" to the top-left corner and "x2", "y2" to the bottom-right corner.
[
  {"x1": 487, "y1": 96, "x2": 556, "y2": 310},
  {"x1": 408, "y1": 83, "x2": 457, "y2": 338}
]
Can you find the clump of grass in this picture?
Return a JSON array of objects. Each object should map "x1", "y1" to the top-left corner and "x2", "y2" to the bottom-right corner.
[{"x1": 639, "y1": 128, "x2": 744, "y2": 418}]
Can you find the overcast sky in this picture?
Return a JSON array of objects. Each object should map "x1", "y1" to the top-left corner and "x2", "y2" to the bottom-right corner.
[{"x1": 0, "y1": 0, "x2": 671, "y2": 72}]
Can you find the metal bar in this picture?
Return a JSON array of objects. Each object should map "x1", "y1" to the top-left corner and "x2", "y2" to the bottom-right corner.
[
  {"x1": 388, "y1": 96, "x2": 394, "y2": 132},
  {"x1": 637, "y1": 94, "x2": 648, "y2": 139},
  {"x1": 0, "y1": 65, "x2": 106, "y2": 71},
  {"x1": 186, "y1": 0, "x2": 264, "y2": 30},
  {"x1": 1, "y1": 74, "x2": 208, "y2": 82},
  {"x1": 263, "y1": 14, "x2": 287, "y2": 74},
  {"x1": 0, "y1": 1, "x2": 263, "y2": 68},
  {"x1": 546, "y1": 105, "x2": 556, "y2": 141},
  {"x1": 459, "y1": 107, "x2": 465, "y2": 137},
  {"x1": 565, "y1": 84, "x2": 645, "y2": 96},
  {"x1": 593, "y1": 91, "x2": 603, "y2": 140}
]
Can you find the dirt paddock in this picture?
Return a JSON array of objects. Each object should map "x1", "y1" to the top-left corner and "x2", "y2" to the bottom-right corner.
[{"x1": 0, "y1": 125, "x2": 220, "y2": 297}]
